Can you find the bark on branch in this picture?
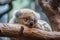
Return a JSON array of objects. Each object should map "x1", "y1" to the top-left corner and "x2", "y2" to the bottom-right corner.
[
  {"x1": 0, "y1": 23, "x2": 23, "y2": 37},
  {"x1": 0, "y1": 23, "x2": 60, "y2": 40}
]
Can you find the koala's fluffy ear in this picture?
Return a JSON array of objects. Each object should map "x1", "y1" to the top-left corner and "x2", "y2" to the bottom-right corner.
[{"x1": 13, "y1": 9, "x2": 23, "y2": 18}]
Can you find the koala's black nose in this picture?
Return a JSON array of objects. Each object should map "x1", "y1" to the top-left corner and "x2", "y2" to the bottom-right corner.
[{"x1": 29, "y1": 22, "x2": 34, "y2": 26}]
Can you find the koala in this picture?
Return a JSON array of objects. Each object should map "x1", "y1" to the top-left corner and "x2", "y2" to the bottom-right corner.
[{"x1": 9, "y1": 8, "x2": 52, "y2": 31}]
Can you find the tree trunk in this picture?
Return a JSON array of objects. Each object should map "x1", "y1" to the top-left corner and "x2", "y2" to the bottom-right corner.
[{"x1": 38, "y1": 0, "x2": 60, "y2": 31}]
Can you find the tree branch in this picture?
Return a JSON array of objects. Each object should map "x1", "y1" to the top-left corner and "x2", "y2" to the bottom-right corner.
[
  {"x1": 0, "y1": 23, "x2": 23, "y2": 37},
  {"x1": 0, "y1": 23, "x2": 60, "y2": 40}
]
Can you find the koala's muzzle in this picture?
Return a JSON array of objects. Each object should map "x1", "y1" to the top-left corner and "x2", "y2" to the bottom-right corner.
[
  {"x1": 29, "y1": 18, "x2": 35, "y2": 27},
  {"x1": 29, "y1": 21, "x2": 34, "y2": 26}
]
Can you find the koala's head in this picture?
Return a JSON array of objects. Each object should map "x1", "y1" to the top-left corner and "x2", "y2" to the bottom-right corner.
[
  {"x1": 14, "y1": 9, "x2": 37, "y2": 27},
  {"x1": 21, "y1": 12, "x2": 37, "y2": 28}
]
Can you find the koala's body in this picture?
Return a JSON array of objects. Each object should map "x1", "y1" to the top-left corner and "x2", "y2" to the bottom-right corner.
[
  {"x1": 9, "y1": 8, "x2": 52, "y2": 31},
  {"x1": 36, "y1": 20, "x2": 52, "y2": 31}
]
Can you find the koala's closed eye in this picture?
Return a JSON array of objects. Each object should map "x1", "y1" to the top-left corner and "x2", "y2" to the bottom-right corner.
[{"x1": 24, "y1": 18, "x2": 29, "y2": 21}]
